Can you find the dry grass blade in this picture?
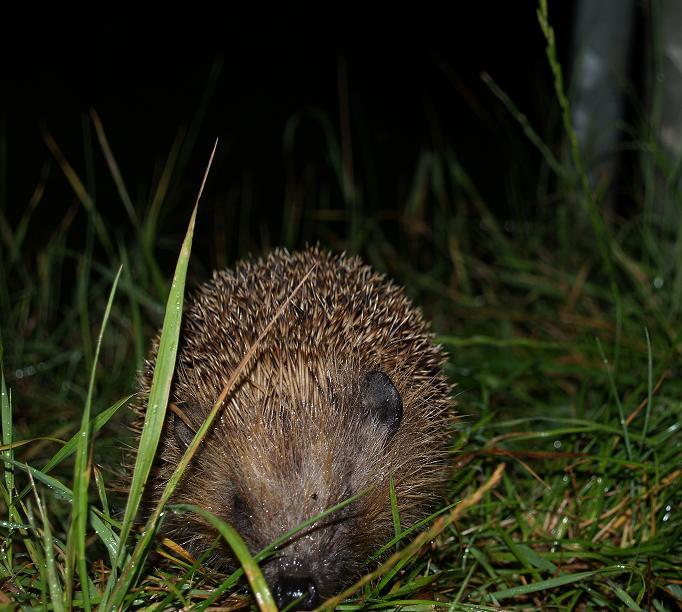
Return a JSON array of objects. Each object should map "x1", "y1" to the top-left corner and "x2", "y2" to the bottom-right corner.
[
  {"x1": 42, "y1": 131, "x2": 115, "y2": 258},
  {"x1": 314, "y1": 463, "x2": 506, "y2": 611},
  {"x1": 89, "y1": 109, "x2": 138, "y2": 227}
]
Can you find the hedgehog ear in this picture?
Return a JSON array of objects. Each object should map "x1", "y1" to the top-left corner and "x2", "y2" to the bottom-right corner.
[
  {"x1": 172, "y1": 412, "x2": 195, "y2": 450},
  {"x1": 360, "y1": 371, "x2": 403, "y2": 439}
]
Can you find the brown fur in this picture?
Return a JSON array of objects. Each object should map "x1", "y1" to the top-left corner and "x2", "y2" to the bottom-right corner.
[{"x1": 132, "y1": 247, "x2": 454, "y2": 601}]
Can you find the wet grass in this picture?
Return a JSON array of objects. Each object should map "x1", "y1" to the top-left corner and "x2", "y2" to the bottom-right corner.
[{"x1": 1, "y1": 2, "x2": 681, "y2": 610}]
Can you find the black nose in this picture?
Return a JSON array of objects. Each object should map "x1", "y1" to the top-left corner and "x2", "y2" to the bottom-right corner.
[{"x1": 273, "y1": 575, "x2": 320, "y2": 610}]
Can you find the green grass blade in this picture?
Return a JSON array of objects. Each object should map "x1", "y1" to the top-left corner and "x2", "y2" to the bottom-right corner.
[
  {"x1": 197, "y1": 490, "x2": 365, "y2": 610},
  {"x1": 93, "y1": 465, "x2": 110, "y2": 520},
  {"x1": 113, "y1": 205, "x2": 197, "y2": 567},
  {"x1": 606, "y1": 577, "x2": 643, "y2": 611},
  {"x1": 389, "y1": 476, "x2": 401, "y2": 549},
  {"x1": 65, "y1": 265, "x2": 121, "y2": 610},
  {"x1": 490, "y1": 566, "x2": 635, "y2": 601},
  {"x1": 642, "y1": 328, "x2": 653, "y2": 453},
  {"x1": 2, "y1": 456, "x2": 119, "y2": 559},
  {"x1": 6, "y1": 394, "x2": 132, "y2": 518},
  {"x1": 30, "y1": 471, "x2": 65, "y2": 612},
  {"x1": 42, "y1": 394, "x2": 132, "y2": 475},
  {"x1": 596, "y1": 338, "x2": 632, "y2": 460},
  {"x1": 172, "y1": 504, "x2": 277, "y2": 612},
  {"x1": 21, "y1": 487, "x2": 48, "y2": 605},
  {"x1": 101, "y1": 137, "x2": 217, "y2": 607},
  {"x1": 1, "y1": 334, "x2": 13, "y2": 567}
]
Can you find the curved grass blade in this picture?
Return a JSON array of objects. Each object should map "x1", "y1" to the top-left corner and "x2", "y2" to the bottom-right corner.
[
  {"x1": 43, "y1": 394, "x2": 132, "y2": 474},
  {"x1": 9, "y1": 395, "x2": 131, "y2": 512},
  {"x1": 490, "y1": 566, "x2": 637, "y2": 601},
  {"x1": 197, "y1": 490, "x2": 364, "y2": 610},
  {"x1": 172, "y1": 504, "x2": 277, "y2": 612}
]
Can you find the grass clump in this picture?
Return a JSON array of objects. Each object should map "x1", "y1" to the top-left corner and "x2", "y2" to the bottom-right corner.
[{"x1": 1, "y1": 3, "x2": 681, "y2": 610}]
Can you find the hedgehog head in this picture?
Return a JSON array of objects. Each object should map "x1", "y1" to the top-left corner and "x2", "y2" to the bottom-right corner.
[{"x1": 134, "y1": 248, "x2": 453, "y2": 608}]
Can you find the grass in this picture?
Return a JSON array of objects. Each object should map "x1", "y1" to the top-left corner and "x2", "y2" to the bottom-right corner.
[{"x1": 1, "y1": 2, "x2": 681, "y2": 610}]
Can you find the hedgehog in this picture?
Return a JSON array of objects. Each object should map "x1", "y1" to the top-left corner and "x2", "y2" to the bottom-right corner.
[{"x1": 133, "y1": 247, "x2": 454, "y2": 609}]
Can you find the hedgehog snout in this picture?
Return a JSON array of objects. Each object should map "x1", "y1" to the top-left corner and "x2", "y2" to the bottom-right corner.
[{"x1": 272, "y1": 574, "x2": 320, "y2": 610}]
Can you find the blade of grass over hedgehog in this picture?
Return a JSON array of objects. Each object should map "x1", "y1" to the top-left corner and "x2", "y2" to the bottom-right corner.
[
  {"x1": 196, "y1": 490, "x2": 365, "y2": 610},
  {"x1": 171, "y1": 504, "x2": 277, "y2": 612},
  {"x1": 314, "y1": 464, "x2": 506, "y2": 611},
  {"x1": 109, "y1": 215, "x2": 197, "y2": 560},
  {"x1": 64, "y1": 265, "x2": 121, "y2": 611},
  {"x1": 389, "y1": 476, "x2": 401, "y2": 550},
  {"x1": 107, "y1": 262, "x2": 317, "y2": 610}
]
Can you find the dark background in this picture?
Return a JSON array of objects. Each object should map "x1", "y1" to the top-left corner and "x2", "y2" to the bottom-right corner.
[{"x1": 3, "y1": 4, "x2": 581, "y2": 268}]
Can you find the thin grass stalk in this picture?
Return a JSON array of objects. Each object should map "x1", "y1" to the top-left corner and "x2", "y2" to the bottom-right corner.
[
  {"x1": 90, "y1": 109, "x2": 139, "y2": 227},
  {"x1": 43, "y1": 132, "x2": 115, "y2": 259},
  {"x1": 1, "y1": 336, "x2": 13, "y2": 567},
  {"x1": 65, "y1": 265, "x2": 121, "y2": 610},
  {"x1": 29, "y1": 470, "x2": 65, "y2": 612},
  {"x1": 536, "y1": 0, "x2": 624, "y2": 366}
]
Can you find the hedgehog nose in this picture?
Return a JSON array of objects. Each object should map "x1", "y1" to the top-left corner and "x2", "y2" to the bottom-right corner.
[{"x1": 273, "y1": 575, "x2": 320, "y2": 610}]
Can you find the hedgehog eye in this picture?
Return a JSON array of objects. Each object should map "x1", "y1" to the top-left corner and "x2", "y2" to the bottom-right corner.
[
  {"x1": 231, "y1": 494, "x2": 251, "y2": 535},
  {"x1": 360, "y1": 371, "x2": 403, "y2": 440},
  {"x1": 172, "y1": 412, "x2": 196, "y2": 449}
]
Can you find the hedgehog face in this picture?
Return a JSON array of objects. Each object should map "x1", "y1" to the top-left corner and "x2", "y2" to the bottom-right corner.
[{"x1": 166, "y1": 367, "x2": 404, "y2": 608}]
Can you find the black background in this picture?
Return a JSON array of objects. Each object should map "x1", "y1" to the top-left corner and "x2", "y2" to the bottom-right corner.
[{"x1": 3, "y1": 3, "x2": 580, "y2": 265}]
